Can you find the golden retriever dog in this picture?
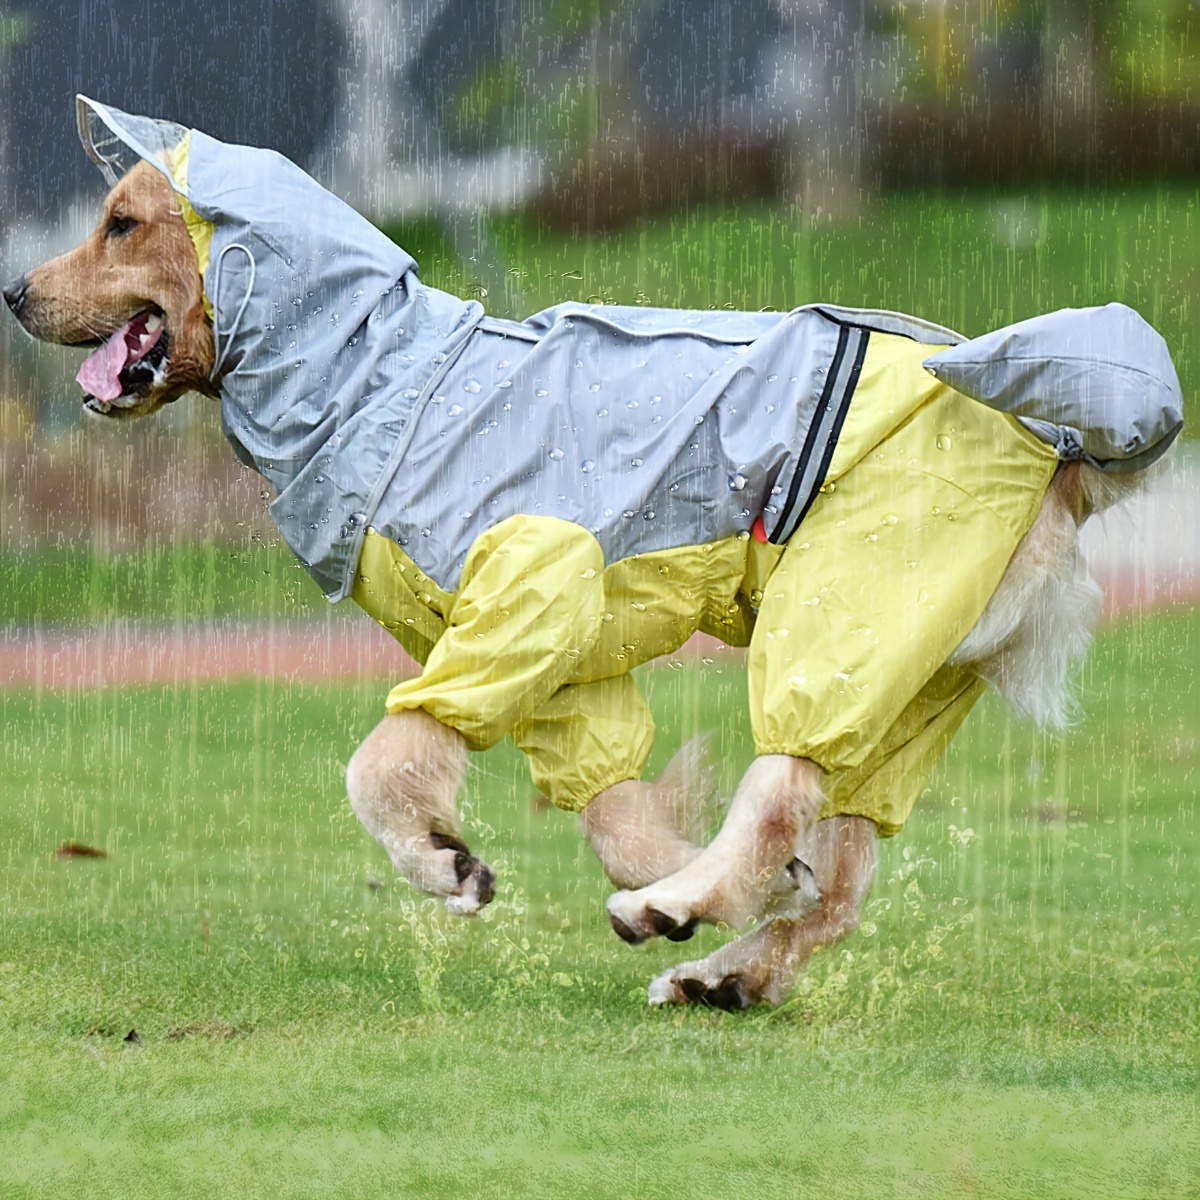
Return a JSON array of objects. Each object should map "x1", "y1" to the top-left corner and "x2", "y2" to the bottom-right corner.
[{"x1": 6, "y1": 116, "x2": 1181, "y2": 1009}]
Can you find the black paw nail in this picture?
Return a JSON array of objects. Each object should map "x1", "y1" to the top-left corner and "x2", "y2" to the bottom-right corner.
[
  {"x1": 609, "y1": 913, "x2": 645, "y2": 944},
  {"x1": 430, "y1": 831, "x2": 470, "y2": 855},
  {"x1": 785, "y1": 856, "x2": 816, "y2": 891},
  {"x1": 665, "y1": 917, "x2": 699, "y2": 942},
  {"x1": 709, "y1": 974, "x2": 754, "y2": 1011},
  {"x1": 647, "y1": 908, "x2": 682, "y2": 938}
]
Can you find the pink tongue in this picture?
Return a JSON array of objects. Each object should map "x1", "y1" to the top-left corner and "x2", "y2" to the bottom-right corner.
[{"x1": 76, "y1": 319, "x2": 135, "y2": 402}]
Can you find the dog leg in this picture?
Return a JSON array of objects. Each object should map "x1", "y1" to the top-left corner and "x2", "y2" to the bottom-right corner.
[
  {"x1": 579, "y1": 736, "x2": 718, "y2": 890},
  {"x1": 647, "y1": 815, "x2": 877, "y2": 1009},
  {"x1": 346, "y1": 709, "x2": 495, "y2": 914},
  {"x1": 605, "y1": 755, "x2": 824, "y2": 943}
]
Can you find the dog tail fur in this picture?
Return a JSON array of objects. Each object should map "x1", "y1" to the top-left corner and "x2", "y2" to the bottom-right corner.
[{"x1": 953, "y1": 458, "x2": 1157, "y2": 729}]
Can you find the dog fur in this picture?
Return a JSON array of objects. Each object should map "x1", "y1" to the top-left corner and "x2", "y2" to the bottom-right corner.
[{"x1": 5, "y1": 158, "x2": 1148, "y2": 1010}]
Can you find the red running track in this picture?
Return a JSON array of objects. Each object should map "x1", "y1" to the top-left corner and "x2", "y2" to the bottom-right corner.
[{"x1": 1, "y1": 558, "x2": 1196, "y2": 691}]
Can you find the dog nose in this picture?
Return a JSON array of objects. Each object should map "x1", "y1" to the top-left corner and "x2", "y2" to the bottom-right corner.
[{"x1": 2, "y1": 275, "x2": 29, "y2": 315}]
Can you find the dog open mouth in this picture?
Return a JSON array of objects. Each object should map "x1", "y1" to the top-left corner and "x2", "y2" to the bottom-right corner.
[{"x1": 76, "y1": 308, "x2": 168, "y2": 414}]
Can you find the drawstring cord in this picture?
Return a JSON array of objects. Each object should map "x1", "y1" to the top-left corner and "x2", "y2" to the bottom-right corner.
[{"x1": 210, "y1": 242, "x2": 256, "y2": 381}]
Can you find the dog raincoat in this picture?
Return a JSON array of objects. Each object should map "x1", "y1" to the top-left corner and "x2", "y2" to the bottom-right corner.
[{"x1": 76, "y1": 97, "x2": 1185, "y2": 824}]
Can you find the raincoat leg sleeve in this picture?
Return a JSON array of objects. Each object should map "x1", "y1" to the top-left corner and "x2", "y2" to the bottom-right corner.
[
  {"x1": 749, "y1": 336, "x2": 1059, "y2": 833},
  {"x1": 383, "y1": 514, "x2": 608, "y2": 752},
  {"x1": 512, "y1": 675, "x2": 656, "y2": 813},
  {"x1": 816, "y1": 664, "x2": 987, "y2": 835}
]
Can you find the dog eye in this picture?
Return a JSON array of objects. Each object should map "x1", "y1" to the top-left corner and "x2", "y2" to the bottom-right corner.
[{"x1": 106, "y1": 214, "x2": 138, "y2": 238}]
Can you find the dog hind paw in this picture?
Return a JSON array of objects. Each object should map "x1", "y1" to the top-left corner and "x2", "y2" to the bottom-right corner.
[
  {"x1": 606, "y1": 890, "x2": 698, "y2": 945},
  {"x1": 608, "y1": 905, "x2": 698, "y2": 945},
  {"x1": 647, "y1": 970, "x2": 686, "y2": 1005},
  {"x1": 443, "y1": 858, "x2": 494, "y2": 915},
  {"x1": 647, "y1": 964, "x2": 766, "y2": 1011}
]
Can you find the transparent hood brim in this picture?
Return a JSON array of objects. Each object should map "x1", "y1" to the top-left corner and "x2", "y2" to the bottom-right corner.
[{"x1": 76, "y1": 95, "x2": 189, "y2": 188}]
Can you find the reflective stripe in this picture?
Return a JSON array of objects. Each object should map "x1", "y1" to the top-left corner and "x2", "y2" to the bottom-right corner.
[{"x1": 769, "y1": 324, "x2": 869, "y2": 545}]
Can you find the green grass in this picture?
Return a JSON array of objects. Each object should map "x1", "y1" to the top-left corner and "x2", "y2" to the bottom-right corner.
[
  {"x1": 1, "y1": 606, "x2": 1198, "y2": 1197},
  {"x1": 0, "y1": 538, "x2": 327, "y2": 628},
  {"x1": 390, "y1": 182, "x2": 1200, "y2": 427}
]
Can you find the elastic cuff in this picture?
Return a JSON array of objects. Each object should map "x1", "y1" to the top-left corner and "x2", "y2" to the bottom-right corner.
[
  {"x1": 551, "y1": 765, "x2": 643, "y2": 815},
  {"x1": 751, "y1": 745, "x2": 832, "y2": 771}
]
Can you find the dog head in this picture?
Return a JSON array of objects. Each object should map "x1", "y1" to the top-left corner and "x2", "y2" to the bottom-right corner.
[{"x1": 3, "y1": 159, "x2": 216, "y2": 418}]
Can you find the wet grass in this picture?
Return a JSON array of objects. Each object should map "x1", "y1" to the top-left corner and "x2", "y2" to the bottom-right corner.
[
  {"x1": 1, "y1": 604, "x2": 1197, "y2": 1197},
  {"x1": 1, "y1": 538, "x2": 327, "y2": 627},
  {"x1": 392, "y1": 181, "x2": 1200, "y2": 426}
]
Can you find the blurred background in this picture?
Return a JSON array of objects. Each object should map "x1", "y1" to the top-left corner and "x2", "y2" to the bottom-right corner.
[{"x1": 0, "y1": 0, "x2": 1196, "y2": 623}]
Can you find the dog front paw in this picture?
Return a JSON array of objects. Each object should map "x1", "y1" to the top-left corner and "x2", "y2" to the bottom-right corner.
[
  {"x1": 442, "y1": 858, "x2": 495, "y2": 915},
  {"x1": 429, "y1": 832, "x2": 495, "y2": 915}
]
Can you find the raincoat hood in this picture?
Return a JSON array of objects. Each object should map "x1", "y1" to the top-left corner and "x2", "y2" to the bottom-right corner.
[
  {"x1": 77, "y1": 96, "x2": 484, "y2": 596},
  {"x1": 923, "y1": 304, "x2": 1184, "y2": 473}
]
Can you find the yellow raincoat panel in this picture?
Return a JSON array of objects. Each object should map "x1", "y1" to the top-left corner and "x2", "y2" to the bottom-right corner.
[
  {"x1": 353, "y1": 333, "x2": 1058, "y2": 827},
  {"x1": 750, "y1": 334, "x2": 1058, "y2": 832},
  {"x1": 352, "y1": 518, "x2": 754, "y2": 811}
]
